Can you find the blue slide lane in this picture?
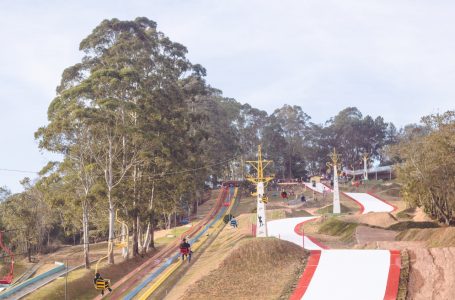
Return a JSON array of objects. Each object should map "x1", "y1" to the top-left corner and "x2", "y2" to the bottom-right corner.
[
  {"x1": 0, "y1": 263, "x2": 65, "y2": 299},
  {"x1": 123, "y1": 189, "x2": 232, "y2": 300}
]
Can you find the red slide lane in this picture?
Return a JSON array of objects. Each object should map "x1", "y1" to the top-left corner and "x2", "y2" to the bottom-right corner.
[
  {"x1": 384, "y1": 250, "x2": 401, "y2": 300},
  {"x1": 289, "y1": 251, "x2": 321, "y2": 300},
  {"x1": 366, "y1": 191, "x2": 398, "y2": 212}
]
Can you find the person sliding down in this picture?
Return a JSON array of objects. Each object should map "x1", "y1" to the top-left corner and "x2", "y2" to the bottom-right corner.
[
  {"x1": 94, "y1": 272, "x2": 112, "y2": 296},
  {"x1": 230, "y1": 216, "x2": 238, "y2": 228},
  {"x1": 180, "y1": 238, "x2": 192, "y2": 263}
]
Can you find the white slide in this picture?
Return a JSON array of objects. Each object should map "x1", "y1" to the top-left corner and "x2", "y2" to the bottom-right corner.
[
  {"x1": 302, "y1": 250, "x2": 391, "y2": 300},
  {"x1": 268, "y1": 217, "x2": 323, "y2": 250},
  {"x1": 344, "y1": 192, "x2": 395, "y2": 213},
  {"x1": 270, "y1": 192, "x2": 400, "y2": 299},
  {"x1": 303, "y1": 182, "x2": 332, "y2": 194}
]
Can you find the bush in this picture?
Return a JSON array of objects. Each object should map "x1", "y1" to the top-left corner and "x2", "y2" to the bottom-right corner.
[
  {"x1": 285, "y1": 210, "x2": 312, "y2": 218},
  {"x1": 315, "y1": 204, "x2": 353, "y2": 215},
  {"x1": 387, "y1": 221, "x2": 440, "y2": 231},
  {"x1": 318, "y1": 217, "x2": 358, "y2": 242}
]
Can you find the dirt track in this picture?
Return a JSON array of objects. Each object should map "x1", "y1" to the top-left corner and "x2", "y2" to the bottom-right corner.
[
  {"x1": 355, "y1": 225, "x2": 396, "y2": 244},
  {"x1": 407, "y1": 248, "x2": 455, "y2": 300}
]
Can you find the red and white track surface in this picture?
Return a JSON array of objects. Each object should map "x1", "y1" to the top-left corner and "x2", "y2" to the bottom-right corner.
[
  {"x1": 293, "y1": 249, "x2": 399, "y2": 300},
  {"x1": 268, "y1": 192, "x2": 400, "y2": 299},
  {"x1": 303, "y1": 182, "x2": 331, "y2": 194},
  {"x1": 268, "y1": 217, "x2": 324, "y2": 250},
  {"x1": 344, "y1": 192, "x2": 396, "y2": 214}
]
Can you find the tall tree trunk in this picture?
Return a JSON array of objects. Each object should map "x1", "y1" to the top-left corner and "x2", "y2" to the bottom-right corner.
[
  {"x1": 142, "y1": 222, "x2": 152, "y2": 254},
  {"x1": 107, "y1": 136, "x2": 115, "y2": 264},
  {"x1": 121, "y1": 221, "x2": 128, "y2": 259},
  {"x1": 108, "y1": 190, "x2": 115, "y2": 264},
  {"x1": 148, "y1": 211, "x2": 155, "y2": 251},
  {"x1": 132, "y1": 213, "x2": 139, "y2": 257},
  {"x1": 138, "y1": 221, "x2": 143, "y2": 251},
  {"x1": 142, "y1": 181, "x2": 156, "y2": 253},
  {"x1": 82, "y1": 200, "x2": 90, "y2": 269},
  {"x1": 27, "y1": 240, "x2": 32, "y2": 263}
]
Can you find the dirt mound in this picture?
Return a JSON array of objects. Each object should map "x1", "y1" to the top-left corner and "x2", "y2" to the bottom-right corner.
[
  {"x1": 412, "y1": 207, "x2": 433, "y2": 222},
  {"x1": 396, "y1": 227, "x2": 455, "y2": 247},
  {"x1": 407, "y1": 248, "x2": 455, "y2": 299},
  {"x1": 339, "y1": 212, "x2": 398, "y2": 228},
  {"x1": 353, "y1": 241, "x2": 425, "y2": 249},
  {"x1": 183, "y1": 238, "x2": 306, "y2": 300},
  {"x1": 355, "y1": 225, "x2": 397, "y2": 244}
]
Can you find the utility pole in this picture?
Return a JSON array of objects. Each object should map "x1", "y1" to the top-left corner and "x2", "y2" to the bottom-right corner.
[
  {"x1": 65, "y1": 258, "x2": 68, "y2": 300},
  {"x1": 246, "y1": 145, "x2": 274, "y2": 237},
  {"x1": 327, "y1": 148, "x2": 341, "y2": 214}
]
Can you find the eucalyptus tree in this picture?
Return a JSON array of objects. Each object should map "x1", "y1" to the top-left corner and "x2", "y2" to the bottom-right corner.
[
  {"x1": 37, "y1": 17, "x2": 208, "y2": 263},
  {"x1": 262, "y1": 115, "x2": 287, "y2": 177},
  {"x1": 0, "y1": 186, "x2": 10, "y2": 203},
  {"x1": 36, "y1": 93, "x2": 102, "y2": 267},
  {"x1": 324, "y1": 107, "x2": 393, "y2": 168},
  {"x1": 0, "y1": 178, "x2": 53, "y2": 262},
  {"x1": 271, "y1": 105, "x2": 310, "y2": 178}
]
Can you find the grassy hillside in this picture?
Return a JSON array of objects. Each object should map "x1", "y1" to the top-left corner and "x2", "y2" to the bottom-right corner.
[{"x1": 183, "y1": 238, "x2": 308, "y2": 300}]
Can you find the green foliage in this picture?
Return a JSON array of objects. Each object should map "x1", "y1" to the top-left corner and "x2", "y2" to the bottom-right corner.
[
  {"x1": 318, "y1": 217, "x2": 358, "y2": 242},
  {"x1": 315, "y1": 203, "x2": 353, "y2": 215},
  {"x1": 397, "y1": 250, "x2": 410, "y2": 300},
  {"x1": 387, "y1": 221, "x2": 440, "y2": 231},
  {"x1": 391, "y1": 110, "x2": 455, "y2": 225},
  {"x1": 285, "y1": 210, "x2": 312, "y2": 217},
  {"x1": 0, "y1": 186, "x2": 10, "y2": 203},
  {"x1": 0, "y1": 180, "x2": 55, "y2": 259}
]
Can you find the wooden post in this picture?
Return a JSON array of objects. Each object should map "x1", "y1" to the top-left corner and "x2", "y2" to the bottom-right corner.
[{"x1": 302, "y1": 226, "x2": 305, "y2": 250}]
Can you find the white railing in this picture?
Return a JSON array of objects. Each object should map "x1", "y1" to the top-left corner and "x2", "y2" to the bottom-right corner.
[{"x1": 343, "y1": 165, "x2": 393, "y2": 176}]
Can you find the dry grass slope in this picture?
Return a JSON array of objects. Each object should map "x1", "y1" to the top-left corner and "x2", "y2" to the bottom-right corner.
[
  {"x1": 184, "y1": 238, "x2": 307, "y2": 300},
  {"x1": 396, "y1": 227, "x2": 455, "y2": 247}
]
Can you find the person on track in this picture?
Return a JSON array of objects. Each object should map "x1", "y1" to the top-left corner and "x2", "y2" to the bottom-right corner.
[
  {"x1": 94, "y1": 272, "x2": 112, "y2": 296},
  {"x1": 230, "y1": 216, "x2": 238, "y2": 228},
  {"x1": 180, "y1": 238, "x2": 192, "y2": 262}
]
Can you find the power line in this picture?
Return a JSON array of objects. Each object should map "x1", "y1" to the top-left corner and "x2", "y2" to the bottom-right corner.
[
  {"x1": 0, "y1": 153, "x2": 241, "y2": 179},
  {"x1": 0, "y1": 168, "x2": 38, "y2": 174}
]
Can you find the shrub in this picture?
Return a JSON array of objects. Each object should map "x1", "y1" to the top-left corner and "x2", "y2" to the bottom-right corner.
[{"x1": 387, "y1": 221, "x2": 440, "y2": 231}]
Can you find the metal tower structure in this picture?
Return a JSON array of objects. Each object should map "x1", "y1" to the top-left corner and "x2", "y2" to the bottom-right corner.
[
  {"x1": 327, "y1": 148, "x2": 341, "y2": 214},
  {"x1": 246, "y1": 145, "x2": 273, "y2": 237}
]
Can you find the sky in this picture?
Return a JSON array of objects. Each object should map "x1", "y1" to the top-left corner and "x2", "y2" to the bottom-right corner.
[{"x1": 1, "y1": 0, "x2": 454, "y2": 193}]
